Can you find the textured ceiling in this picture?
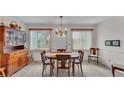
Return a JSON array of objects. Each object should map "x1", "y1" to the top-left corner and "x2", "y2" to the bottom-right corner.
[{"x1": 14, "y1": 16, "x2": 111, "y2": 25}]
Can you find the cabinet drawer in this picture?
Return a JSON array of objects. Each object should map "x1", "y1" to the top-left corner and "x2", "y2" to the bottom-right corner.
[
  {"x1": 10, "y1": 53, "x2": 17, "y2": 57},
  {"x1": 9, "y1": 58, "x2": 16, "y2": 63}
]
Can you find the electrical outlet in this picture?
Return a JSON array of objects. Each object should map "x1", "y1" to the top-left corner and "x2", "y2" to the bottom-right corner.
[{"x1": 108, "y1": 59, "x2": 111, "y2": 62}]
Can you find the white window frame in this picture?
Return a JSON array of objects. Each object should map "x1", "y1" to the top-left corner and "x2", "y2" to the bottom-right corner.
[
  {"x1": 29, "y1": 29, "x2": 52, "y2": 51},
  {"x1": 71, "y1": 29, "x2": 93, "y2": 51}
]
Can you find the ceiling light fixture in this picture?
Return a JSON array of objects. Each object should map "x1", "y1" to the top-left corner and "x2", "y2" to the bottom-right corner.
[{"x1": 55, "y1": 16, "x2": 67, "y2": 37}]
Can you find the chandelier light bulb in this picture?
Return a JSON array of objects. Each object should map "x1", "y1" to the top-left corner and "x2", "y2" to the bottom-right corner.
[{"x1": 55, "y1": 16, "x2": 67, "y2": 37}]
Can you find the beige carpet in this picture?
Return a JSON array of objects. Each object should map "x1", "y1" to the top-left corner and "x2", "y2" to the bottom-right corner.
[{"x1": 12, "y1": 61, "x2": 124, "y2": 77}]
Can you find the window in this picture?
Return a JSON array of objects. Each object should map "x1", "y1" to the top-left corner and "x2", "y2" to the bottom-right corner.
[
  {"x1": 30, "y1": 30, "x2": 51, "y2": 50},
  {"x1": 72, "y1": 30, "x2": 92, "y2": 50}
]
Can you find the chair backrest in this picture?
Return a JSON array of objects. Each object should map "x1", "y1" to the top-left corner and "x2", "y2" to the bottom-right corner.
[
  {"x1": 57, "y1": 49, "x2": 66, "y2": 52},
  {"x1": 42, "y1": 50, "x2": 46, "y2": 54},
  {"x1": 42, "y1": 50, "x2": 47, "y2": 60},
  {"x1": 78, "y1": 50, "x2": 84, "y2": 63},
  {"x1": 56, "y1": 54, "x2": 71, "y2": 62},
  {"x1": 41, "y1": 52, "x2": 46, "y2": 64},
  {"x1": 90, "y1": 48, "x2": 99, "y2": 55}
]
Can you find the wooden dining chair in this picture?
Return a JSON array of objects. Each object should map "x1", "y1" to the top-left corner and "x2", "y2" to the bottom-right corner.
[
  {"x1": 0, "y1": 67, "x2": 6, "y2": 77},
  {"x1": 88, "y1": 48, "x2": 99, "y2": 64},
  {"x1": 57, "y1": 49, "x2": 66, "y2": 52},
  {"x1": 56, "y1": 54, "x2": 71, "y2": 77},
  {"x1": 41, "y1": 51, "x2": 54, "y2": 76},
  {"x1": 72, "y1": 50, "x2": 84, "y2": 76}
]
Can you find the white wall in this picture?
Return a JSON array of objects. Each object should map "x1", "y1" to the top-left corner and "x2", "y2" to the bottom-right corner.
[
  {"x1": 27, "y1": 24, "x2": 96, "y2": 61},
  {"x1": 96, "y1": 17, "x2": 124, "y2": 67}
]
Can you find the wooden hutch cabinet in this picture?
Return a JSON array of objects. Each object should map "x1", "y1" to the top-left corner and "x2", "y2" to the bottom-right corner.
[{"x1": 0, "y1": 26, "x2": 28, "y2": 76}]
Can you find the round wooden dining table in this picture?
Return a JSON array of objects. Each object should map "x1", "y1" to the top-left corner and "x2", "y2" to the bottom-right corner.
[{"x1": 46, "y1": 52, "x2": 79, "y2": 76}]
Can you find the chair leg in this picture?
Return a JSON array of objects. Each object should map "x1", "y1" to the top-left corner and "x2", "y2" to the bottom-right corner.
[
  {"x1": 42, "y1": 64, "x2": 45, "y2": 76},
  {"x1": 57, "y1": 68, "x2": 58, "y2": 77},
  {"x1": 80, "y1": 64, "x2": 83, "y2": 76},
  {"x1": 112, "y1": 65, "x2": 115, "y2": 77},
  {"x1": 77, "y1": 64, "x2": 79, "y2": 69},
  {"x1": 44, "y1": 65, "x2": 46, "y2": 71},
  {"x1": 88, "y1": 56, "x2": 91, "y2": 63},
  {"x1": 90, "y1": 57, "x2": 92, "y2": 63},
  {"x1": 52, "y1": 64, "x2": 54, "y2": 75},
  {"x1": 57, "y1": 62, "x2": 58, "y2": 77},
  {"x1": 72, "y1": 63, "x2": 75, "y2": 76},
  {"x1": 88, "y1": 56, "x2": 90, "y2": 63},
  {"x1": 68, "y1": 63, "x2": 70, "y2": 77},
  {"x1": 71, "y1": 63, "x2": 73, "y2": 74},
  {"x1": 97, "y1": 58, "x2": 99, "y2": 65},
  {"x1": 68, "y1": 68, "x2": 70, "y2": 77},
  {"x1": 53, "y1": 62, "x2": 55, "y2": 69}
]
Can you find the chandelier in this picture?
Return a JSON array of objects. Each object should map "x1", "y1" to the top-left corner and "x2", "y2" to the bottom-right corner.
[{"x1": 55, "y1": 16, "x2": 67, "y2": 37}]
